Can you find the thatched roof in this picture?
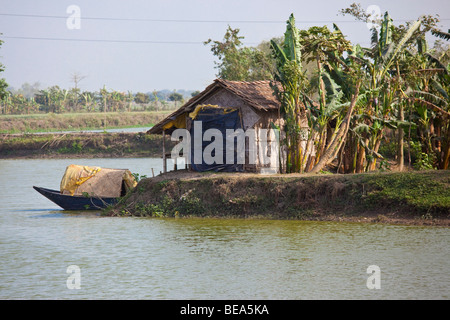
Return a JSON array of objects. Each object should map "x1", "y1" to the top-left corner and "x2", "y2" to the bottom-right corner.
[
  {"x1": 215, "y1": 79, "x2": 280, "y2": 111},
  {"x1": 147, "y1": 79, "x2": 280, "y2": 134}
]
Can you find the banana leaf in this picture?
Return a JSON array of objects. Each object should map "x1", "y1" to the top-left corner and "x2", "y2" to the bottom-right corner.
[
  {"x1": 431, "y1": 28, "x2": 450, "y2": 41},
  {"x1": 408, "y1": 90, "x2": 448, "y2": 107},
  {"x1": 430, "y1": 79, "x2": 449, "y2": 100},
  {"x1": 270, "y1": 40, "x2": 288, "y2": 71},
  {"x1": 378, "y1": 12, "x2": 394, "y2": 55},
  {"x1": 424, "y1": 52, "x2": 449, "y2": 75},
  {"x1": 378, "y1": 19, "x2": 422, "y2": 81},
  {"x1": 283, "y1": 14, "x2": 302, "y2": 65}
]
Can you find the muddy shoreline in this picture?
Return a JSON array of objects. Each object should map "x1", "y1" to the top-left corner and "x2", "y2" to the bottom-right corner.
[{"x1": 107, "y1": 170, "x2": 450, "y2": 226}]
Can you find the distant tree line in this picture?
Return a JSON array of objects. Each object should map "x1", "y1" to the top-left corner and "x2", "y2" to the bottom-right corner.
[
  {"x1": 0, "y1": 82, "x2": 198, "y2": 115},
  {"x1": 0, "y1": 37, "x2": 198, "y2": 115}
]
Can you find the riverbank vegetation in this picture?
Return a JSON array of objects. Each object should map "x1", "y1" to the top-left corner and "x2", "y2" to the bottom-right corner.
[
  {"x1": 107, "y1": 170, "x2": 450, "y2": 226},
  {"x1": 205, "y1": 3, "x2": 450, "y2": 172}
]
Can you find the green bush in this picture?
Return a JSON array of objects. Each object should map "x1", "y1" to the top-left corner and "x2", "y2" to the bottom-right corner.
[{"x1": 410, "y1": 141, "x2": 436, "y2": 170}]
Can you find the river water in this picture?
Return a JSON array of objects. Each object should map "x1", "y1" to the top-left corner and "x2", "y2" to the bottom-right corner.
[{"x1": 0, "y1": 158, "x2": 448, "y2": 300}]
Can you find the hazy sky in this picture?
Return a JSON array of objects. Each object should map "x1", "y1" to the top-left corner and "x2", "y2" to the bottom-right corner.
[{"x1": 1, "y1": 0, "x2": 449, "y2": 93}]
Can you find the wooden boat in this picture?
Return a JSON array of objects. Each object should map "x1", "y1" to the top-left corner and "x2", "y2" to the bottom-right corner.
[
  {"x1": 33, "y1": 186, "x2": 118, "y2": 210},
  {"x1": 33, "y1": 164, "x2": 137, "y2": 210}
]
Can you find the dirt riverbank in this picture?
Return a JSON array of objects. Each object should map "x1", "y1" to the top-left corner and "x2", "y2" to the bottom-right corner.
[
  {"x1": 0, "y1": 111, "x2": 170, "y2": 134},
  {"x1": 107, "y1": 170, "x2": 450, "y2": 226},
  {"x1": 0, "y1": 132, "x2": 174, "y2": 159}
]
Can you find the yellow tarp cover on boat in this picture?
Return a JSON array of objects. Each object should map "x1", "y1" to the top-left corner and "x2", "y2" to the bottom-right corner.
[{"x1": 60, "y1": 164, "x2": 137, "y2": 197}]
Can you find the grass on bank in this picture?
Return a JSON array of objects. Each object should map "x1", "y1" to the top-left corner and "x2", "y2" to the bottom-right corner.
[
  {"x1": 358, "y1": 171, "x2": 450, "y2": 214},
  {"x1": 108, "y1": 170, "x2": 450, "y2": 223}
]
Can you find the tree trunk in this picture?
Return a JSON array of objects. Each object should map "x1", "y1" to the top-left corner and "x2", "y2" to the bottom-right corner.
[
  {"x1": 316, "y1": 57, "x2": 326, "y2": 108},
  {"x1": 443, "y1": 145, "x2": 450, "y2": 170},
  {"x1": 442, "y1": 122, "x2": 450, "y2": 170},
  {"x1": 368, "y1": 137, "x2": 382, "y2": 171},
  {"x1": 397, "y1": 102, "x2": 404, "y2": 171},
  {"x1": 355, "y1": 139, "x2": 367, "y2": 173}
]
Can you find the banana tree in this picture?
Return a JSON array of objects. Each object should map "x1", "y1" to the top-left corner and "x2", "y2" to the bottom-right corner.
[
  {"x1": 403, "y1": 35, "x2": 450, "y2": 169},
  {"x1": 45, "y1": 86, "x2": 68, "y2": 113},
  {"x1": 270, "y1": 13, "x2": 308, "y2": 173},
  {"x1": 99, "y1": 86, "x2": 110, "y2": 112},
  {"x1": 297, "y1": 24, "x2": 362, "y2": 173},
  {"x1": 349, "y1": 12, "x2": 422, "y2": 172},
  {"x1": 1, "y1": 91, "x2": 12, "y2": 114},
  {"x1": 110, "y1": 90, "x2": 124, "y2": 112},
  {"x1": 297, "y1": 25, "x2": 348, "y2": 168},
  {"x1": 126, "y1": 91, "x2": 133, "y2": 112},
  {"x1": 271, "y1": 16, "x2": 363, "y2": 173},
  {"x1": 81, "y1": 91, "x2": 94, "y2": 111}
]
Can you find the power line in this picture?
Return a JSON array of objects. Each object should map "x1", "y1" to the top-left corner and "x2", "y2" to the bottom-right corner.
[
  {"x1": 1, "y1": 12, "x2": 280, "y2": 23},
  {"x1": 2, "y1": 12, "x2": 447, "y2": 24},
  {"x1": 1, "y1": 35, "x2": 378, "y2": 48},
  {"x1": 2, "y1": 35, "x2": 204, "y2": 45},
  {"x1": 2, "y1": 11, "x2": 447, "y2": 46}
]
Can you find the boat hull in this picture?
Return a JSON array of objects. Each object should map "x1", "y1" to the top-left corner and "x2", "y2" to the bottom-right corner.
[{"x1": 33, "y1": 186, "x2": 118, "y2": 210}]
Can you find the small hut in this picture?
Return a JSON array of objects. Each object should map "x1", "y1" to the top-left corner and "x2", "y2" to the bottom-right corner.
[{"x1": 147, "y1": 79, "x2": 283, "y2": 173}]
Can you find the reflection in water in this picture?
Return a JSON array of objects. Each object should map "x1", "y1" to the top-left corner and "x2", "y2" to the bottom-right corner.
[{"x1": 0, "y1": 159, "x2": 449, "y2": 299}]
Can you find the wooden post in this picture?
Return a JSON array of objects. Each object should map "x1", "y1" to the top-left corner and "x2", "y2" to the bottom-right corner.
[{"x1": 162, "y1": 130, "x2": 167, "y2": 173}]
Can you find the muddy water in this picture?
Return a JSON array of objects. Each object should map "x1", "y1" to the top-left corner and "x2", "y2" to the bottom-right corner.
[{"x1": 0, "y1": 158, "x2": 448, "y2": 299}]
